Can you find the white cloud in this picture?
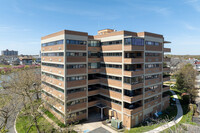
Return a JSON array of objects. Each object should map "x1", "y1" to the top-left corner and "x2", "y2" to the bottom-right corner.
[{"x1": 185, "y1": 0, "x2": 200, "y2": 12}]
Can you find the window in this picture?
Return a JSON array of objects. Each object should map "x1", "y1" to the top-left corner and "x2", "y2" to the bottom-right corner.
[
  {"x1": 101, "y1": 84, "x2": 122, "y2": 93},
  {"x1": 67, "y1": 87, "x2": 86, "y2": 94},
  {"x1": 42, "y1": 40, "x2": 63, "y2": 47},
  {"x1": 88, "y1": 40, "x2": 100, "y2": 47},
  {"x1": 102, "y1": 52, "x2": 122, "y2": 56},
  {"x1": 67, "y1": 64, "x2": 86, "y2": 69},
  {"x1": 66, "y1": 52, "x2": 86, "y2": 56},
  {"x1": 100, "y1": 74, "x2": 122, "y2": 81},
  {"x1": 67, "y1": 98, "x2": 87, "y2": 106},
  {"x1": 67, "y1": 76, "x2": 86, "y2": 81},
  {"x1": 101, "y1": 40, "x2": 122, "y2": 45},
  {"x1": 66, "y1": 40, "x2": 86, "y2": 45},
  {"x1": 145, "y1": 53, "x2": 160, "y2": 57},
  {"x1": 42, "y1": 63, "x2": 64, "y2": 68},
  {"x1": 125, "y1": 37, "x2": 144, "y2": 46},
  {"x1": 101, "y1": 63, "x2": 122, "y2": 69},
  {"x1": 145, "y1": 85, "x2": 159, "y2": 92},
  {"x1": 88, "y1": 63, "x2": 100, "y2": 69},
  {"x1": 145, "y1": 74, "x2": 159, "y2": 80},
  {"x1": 42, "y1": 81, "x2": 64, "y2": 93},
  {"x1": 145, "y1": 41, "x2": 160, "y2": 46},
  {"x1": 42, "y1": 72, "x2": 64, "y2": 81},
  {"x1": 145, "y1": 64, "x2": 160, "y2": 68},
  {"x1": 42, "y1": 52, "x2": 64, "y2": 56},
  {"x1": 124, "y1": 76, "x2": 143, "y2": 85}
]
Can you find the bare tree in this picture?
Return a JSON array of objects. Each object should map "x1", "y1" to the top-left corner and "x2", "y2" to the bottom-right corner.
[{"x1": 1, "y1": 69, "x2": 76, "y2": 133}]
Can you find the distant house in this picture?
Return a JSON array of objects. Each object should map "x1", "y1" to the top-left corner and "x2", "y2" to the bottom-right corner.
[
  {"x1": 11, "y1": 58, "x2": 20, "y2": 65},
  {"x1": 19, "y1": 56, "x2": 33, "y2": 65}
]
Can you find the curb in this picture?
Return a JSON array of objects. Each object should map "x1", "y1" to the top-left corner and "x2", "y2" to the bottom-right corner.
[{"x1": 14, "y1": 111, "x2": 20, "y2": 133}]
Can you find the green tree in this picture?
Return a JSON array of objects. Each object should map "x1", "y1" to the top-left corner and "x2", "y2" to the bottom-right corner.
[{"x1": 175, "y1": 63, "x2": 197, "y2": 103}]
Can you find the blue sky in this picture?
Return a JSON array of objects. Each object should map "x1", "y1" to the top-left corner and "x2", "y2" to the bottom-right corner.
[{"x1": 0, "y1": 0, "x2": 200, "y2": 55}]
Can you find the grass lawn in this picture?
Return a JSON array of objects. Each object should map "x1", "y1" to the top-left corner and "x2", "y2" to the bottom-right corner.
[
  {"x1": 42, "y1": 108, "x2": 66, "y2": 128},
  {"x1": 16, "y1": 112, "x2": 52, "y2": 133},
  {"x1": 125, "y1": 91, "x2": 177, "y2": 133}
]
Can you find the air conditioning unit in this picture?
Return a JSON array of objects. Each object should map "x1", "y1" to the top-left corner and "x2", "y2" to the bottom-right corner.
[
  {"x1": 59, "y1": 59, "x2": 61, "y2": 62},
  {"x1": 50, "y1": 58, "x2": 52, "y2": 61},
  {"x1": 59, "y1": 83, "x2": 62, "y2": 86},
  {"x1": 59, "y1": 47, "x2": 61, "y2": 50}
]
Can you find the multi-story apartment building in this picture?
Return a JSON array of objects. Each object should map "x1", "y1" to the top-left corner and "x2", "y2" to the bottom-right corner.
[
  {"x1": 1, "y1": 49, "x2": 18, "y2": 56},
  {"x1": 41, "y1": 29, "x2": 171, "y2": 129}
]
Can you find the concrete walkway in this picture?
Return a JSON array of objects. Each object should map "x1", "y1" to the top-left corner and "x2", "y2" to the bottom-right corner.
[{"x1": 145, "y1": 90, "x2": 183, "y2": 133}]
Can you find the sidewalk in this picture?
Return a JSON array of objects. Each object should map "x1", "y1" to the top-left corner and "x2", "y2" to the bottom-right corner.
[{"x1": 145, "y1": 90, "x2": 183, "y2": 133}]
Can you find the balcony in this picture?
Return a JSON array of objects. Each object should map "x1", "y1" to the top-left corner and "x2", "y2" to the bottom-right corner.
[
  {"x1": 42, "y1": 85, "x2": 64, "y2": 101},
  {"x1": 164, "y1": 57, "x2": 170, "y2": 62},
  {"x1": 101, "y1": 44, "x2": 122, "y2": 51},
  {"x1": 145, "y1": 67, "x2": 162, "y2": 74},
  {"x1": 164, "y1": 48, "x2": 171, "y2": 52},
  {"x1": 42, "y1": 44, "x2": 64, "y2": 52},
  {"x1": 42, "y1": 75, "x2": 64, "y2": 88},
  {"x1": 88, "y1": 58, "x2": 101, "y2": 62},
  {"x1": 88, "y1": 89, "x2": 100, "y2": 96},
  {"x1": 42, "y1": 66, "x2": 64, "y2": 75},
  {"x1": 163, "y1": 85, "x2": 170, "y2": 92},
  {"x1": 145, "y1": 57, "x2": 162, "y2": 62},
  {"x1": 88, "y1": 100, "x2": 100, "y2": 107},
  {"x1": 66, "y1": 44, "x2": 86, "y2": 51},
  {"x1": 66, "y1": 57, "x2": 86, "y2": 63},
  {"x1": 67, "y1": 80, "x2": 87, "y2": 88},
  {"x1": 145, "y1": 45, "x2": 162, "y2": 51},
  {"x1": 100, "y1": 89, "x2": 122, "y2": 100},
  {"x1": 124, "y1": 45, "x2": 144, "y2": 51},
  {"x1": 42, "y1": 56, "x2": 64, "y2": 63},
  {"x1": 67, "y1": 91, "x2": 87, "y2": 100},
  {"x1": 67, "y1": 68, "x2": 86, "y2": 75},
  {"x1": 145, "y1": 97, "x2": 161, "y2": 109},
  {"x1": 68, "y1": 102, "x2": 87, "y2": 112},
  {"x1": 88, "y1": 79, "x2": 100, "y2": 85},
  {"x1": 101, "y1": 78, "x2": 122, "y2": 88},
  {"x1": 102, "y1": 57, "x2": 122, "y2": 63},
  {"x1": 124, "y1": 83, "x2": 144, "y2": 90},
  {"x1": 88, "y1": 68, "x2": 100, "y2": 74},
  {"x1": 101, "y1": 67, "x2": 122, "y2": 75},
  {"x1": 145, "y1": 78, "x2": 161, "y2": 86},
  {"x1": 124, "y1": 58, "x2": 144, "y2": 64},
  {"x1": 124, "y1": 100, "x2": 143, "y2": 115},
  {"x1": 145, "y1": 87, "x2": 161, "y2": 98},
  {"x1": 124, "y1": 69, "x2": 144, "y2": 76},
  {"x1": 124, "y1": 94, "x2": 143, "y2": 103}
]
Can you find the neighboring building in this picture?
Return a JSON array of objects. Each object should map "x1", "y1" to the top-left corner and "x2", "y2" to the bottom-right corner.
[
  {"x1": 1, "y1": 49, "x2": 18, "y2": 56},
  {"x1": 41, "y1": 29, "x2": 171, "y2": 129},
  {"x1": 19, "y1": 56, "x2": 33, "y2": 65}
]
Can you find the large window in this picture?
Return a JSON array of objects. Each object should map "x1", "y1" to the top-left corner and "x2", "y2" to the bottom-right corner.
[
  {"x1": 67, "y1": 87, "x2": 86, "y2": 94},
  {"x1": 99, "y1": 95, "x2": 121, "y2": 105},
  {"x1": 124, "y1": 37, "x2": 144, "y2": 46},
  {"x1": 67, "y1": 98, "x2": 87, "y2": 106},
  {"x1": 145, "y1": 53, "x2": 160, "y2": 57},
  {"x1": 145, "y1": 85, "x2": 159, "y2": 92},
  {"x1": 145, "y1": 74, "x2": 159, "y2": 80},
  {"x1": 68, "y1": 109, "x2": 86, "y2": 118},
  {"x1": 42, "y1": 52, "x2": 63, "y2": 56},
  {"x1": 101, "y1": 84, "x2": 122, "y2": 93},
  {"x1": 88, "y1": 40, "x2": 100, "y2": 47},
  {"x1": 144, "y1": 95, "x2": 159, "y2": 103},
  {"x1": 101, "y1": 74, "x2": 122, "y2": 81},
  {"x1": 42, "y1": 81, "x2": 64, "y2": 93},
  {"x1": 102, "y1": 52, "x2": 122, "y2": 56},
  {"x1": 42, "y1": 40, "x2": 63, "y2": 47},
  {"x1": 67, "y1": 64, "x2": 86, "y2": 69},
  {"x1": 88, "y1": 51, "x2": 101, "y2": 58},
  {"x1": 88, "y1": 63, "x2": 100, "y2": 69},
  {"x1": 101, "y1": 63, "x2": 122, "y2": 69},
  {"x1": 42, "y1": 72, "x2": 64, "y2": 81},
  {"x1": 145, "y1": 41, "x2": 160, "y2": 46},
  {"x1": 101, "y1": 40, "x2": 122, "y2": 46},
  {"x1": 42, "y1": 63, "x2": 64, "y2": 68},
  {"x1": 66, "y1": 52, "x2": 86, "y2": 56},
  {"x1": 145, "y1": 64, "x2": 160, "y2": 68},
  {"x1": 66, "y1": 40, "x2": 86, "y2": 45},
  {"x1": 124, "y1": 76, "x2": 143, "y2": 85},
  {"x1": 67, "y1": 76, "x2": 86, "y2": 81}
]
